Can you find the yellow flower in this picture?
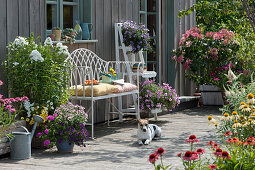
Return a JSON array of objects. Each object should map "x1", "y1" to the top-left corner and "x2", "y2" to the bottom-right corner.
[
  {"x1": 224, "y1": 113, "x2": 229, "y2": 117},
  {"x1": 248, "y1": 119, "x2": 252, "y2": 122},
  {"x1": 208, "y1": 116, "x2": 213, "y2": 120},
  {"x1": 21, "y1": 117, "x2": 24, "y2": 120},
  {"x1": 234, "y1": 120, "x2": 238, "y2": 123},
  {"x1": 214, "y1": 123, "x2": 220, "y2": 127},
  {"x1": 239, "y1": 115, "x2": 246, "y2": 121},
  {"x1": 241, "y1": 105, "x2": 251, "y2": 112},
  {"x1": 29, "y1": 120, "x2": 35, "y2": 125},
  {"x1": 240, "y1": 102, "x2": 246, "y2": 105},
  {"x1": 232, "y1": 111, "x2": 238, "y2": 115},
  {"x1": 26, "y1": 118, "x2": 30, "y2": 122},
  {"x1": 232, "y1": 122, "x2": 242, "y2": 128},
  {"x1": 109, "y1": 68, "x2": 114, "y2": 72},
  {"x1": 250, "y1": 113, "x2": 255, "y2": 118},
  {"x1": 208, "y1": 116, "x2": 217, "y2": 126},
  {"x1": 33, "y1": 114, "x2": 36, "y2": 116},
  {"x1": 247, "y1": 93, "x2": 254, "y2": 99}
]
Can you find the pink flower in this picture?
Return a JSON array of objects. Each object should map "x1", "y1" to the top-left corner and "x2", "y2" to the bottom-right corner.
[
  {"x1": 148, "y1": 153, "x2": 159, "y2": 164},
  {"x1": 176, "y1": 152, "x2": 182, "y2": 157},
  {"x1": 176, "y1": 55, "x2": 184, "y2": 63},
  {"x1": 5, "y1": 105, "x2": 13, "y2": 110},
  {"x1": 208, "y1": 165, "x2": 217, "y2": 169},
  {"x1": 210, "y1": 72, "x2": 216, "y2": 77},
  {"x1": 196, "y1": 148, "x2": 205, "y2": 155},
  {"x1": 0, "y1": 80, "x2": 3, "y2": 86},
  {"x1": 183, "y1": 59, "x2": 192, "y2": 70},
  {"x1": 185, "y1": 41, "x2": 192, "y2": 47},
  {"x1": 10, "y1": 108, "x2": 16, "y2": 112},
  {"x1": 0, "y1": 94, "x2": 2, "y2": 99},
  {"x1": 53, "y1": 113, "x2": 58, "y2": 117},
  {"x1": 15, "y1": 97, "x2": 21, "y2": 102},
  {"x1": 155, "y1": 148, "x2": 166, "y2": 156},
  {"x1": 21, "y1": 96, "x2": 29, "y2": 101},
  {"x1": 182, "y1": 151, "x2": 198, "y2": 161},
  {"x1": 171, "y1": 56, "x2": 177, "y2": 61},
  {"x1": 214, "y1": 77, "x2": 220, "y2": 81},
  {"x1": 222, "y1": 151, "x2": 231, "y2": 159},
  {"x1": 43, "y1": 140, "x2": 50, "y2": 147},
  {"x1": 186, "y1": 135, "x2": 199, "y2": 143},
  {"x1": 214, "y1": 148, "x2": 222, "y2": 157},
  {"x1": 47, "y1": 115, "x2": 54, "y2": 121},
  {"x1": 36, "y1": 132, "x2": 42, "y2": 137},
  {"x1": 44, "y1": 129, "x2": 49, "y2": 135}
]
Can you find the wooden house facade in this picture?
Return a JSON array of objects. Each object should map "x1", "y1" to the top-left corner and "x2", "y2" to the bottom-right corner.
[{"x1": 0, "y1": 0, "x2": 196, "y2": 123}]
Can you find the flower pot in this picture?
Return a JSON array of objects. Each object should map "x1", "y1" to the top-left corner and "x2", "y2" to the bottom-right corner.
[
  {"x1": 56, "y1": 140, "x2": 74, "y2": 153},
  {"x1": 52, "y1": 30, "x2": 62, "y2": 41},
  {"x1": 199, "y1": 85, "x2": 224, "y2": 106}
]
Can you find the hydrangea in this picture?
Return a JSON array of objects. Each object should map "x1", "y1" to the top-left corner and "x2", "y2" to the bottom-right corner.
[
  {"x1": 29, "y1": 50, "x2": 44, "y2": 62},
  {"x1": 13, "y1": 36, "x2": 28, "y2": 46},
  {"x1": 44, "y1": 37, "x2": 53, "y2": 47}
]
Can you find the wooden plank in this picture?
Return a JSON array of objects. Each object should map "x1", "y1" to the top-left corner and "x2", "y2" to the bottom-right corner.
[
  {"x1": 7, "y1": 0, "x2": 19, "y2": 43},
  {"x1": 29, "y1": 0, "x2": 41, "y2": 39},
  {"x1": 18, "y1": 0, "x2": 30, "y2": 37},
  {"x1": 126, "y1": 0, "x2": 132, "y2": 20},
  {"x1": 119, "y1": 0, "x2": 127, "y2": 21},
  {"x1": 111, "y1": 0, "x2": 119, "y2": 60},
  {"x1": 132, "y1": 0, "x2": 139, "y2": 23},
  {"x1": 0, "y1": 0, "x2": 7, "y2": 97},
  {"x1": 40, "y1": 0, "x2": 46, "y2": 41}
]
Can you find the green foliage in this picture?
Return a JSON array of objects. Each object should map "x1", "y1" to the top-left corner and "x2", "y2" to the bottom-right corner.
[{"x1": 5, "y1": 34, "x2": 70, "y2": 115}]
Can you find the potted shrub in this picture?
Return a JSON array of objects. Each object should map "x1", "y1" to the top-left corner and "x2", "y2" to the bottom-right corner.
[
  {"x1": 172, "y1": 27, "x2": 241, "y2": 105},
  {"x1": 37, "y1": 102, "x2": 88, "y2": 153},
  {"x1": 52, "y1": 27, "x2": 62, "y2": 41},
  {"x1": 139, "y1": 80, "x2": 180, "y2": 119}
]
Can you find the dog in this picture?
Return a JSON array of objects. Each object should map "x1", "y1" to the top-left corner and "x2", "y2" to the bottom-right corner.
[{"x1": 137, "y1": 119, "x2": 161, "y2": 145}]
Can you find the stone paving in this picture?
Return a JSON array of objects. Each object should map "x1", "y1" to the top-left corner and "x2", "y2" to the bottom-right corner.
[{"x1": 0, "y1": 106, "x2": 222, "y2": 170}]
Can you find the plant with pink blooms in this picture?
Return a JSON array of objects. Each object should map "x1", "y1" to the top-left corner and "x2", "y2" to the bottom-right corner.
[
  {"x1": 37, "y1": 102, "x2": 88, "y2": 148},
  {"x1": 139, "y1": 80, "x2": 180, "y2": 113},
  {"x1": 148, "y1": 148, "x2": 172, "y2": 170},
  {"x1": 172, "y1": 27, "x2": 241, "y2": 88}
]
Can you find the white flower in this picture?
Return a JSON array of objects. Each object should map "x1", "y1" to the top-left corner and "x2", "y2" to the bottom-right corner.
[
  {"x1": 27, "y1": 111, "x2": 31, "y2": 118},
  {"x1": 225, "y1": 91, "x2": 231, "y2": 97},
  {"x1": 228, "y1": 68, "x2": 237, "y2": 81},
  {"x1": 13, "y1": 36, "x2": 28, "y2": 46},
  {"x1": 31, "y1": 107, "x2": 35, "y2": 111},
  {"x1": 241, "y1": 88, "x2": 245, "y2": 93},
  {"x1": 13, "y1": 62, "x2": 19, "y2": 66},
  {"x1": 50, "y1": 102, "x2": 53, "y2": 106},
  {"x1": 44, "y1": 37, "x2": 53, "y2": 47},
  {"x1": 29, "y1": 50, "x2": 44, "y2": 62},
  {"x1": 51, "y1": 106, "x2": 54, "y2": 110},
  {"x1": 56, "y1": 43, "x2": 69, "y2": 56}
]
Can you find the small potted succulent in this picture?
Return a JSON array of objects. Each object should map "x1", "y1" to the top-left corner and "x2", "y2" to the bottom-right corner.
[
  {"x1": 52, "y1": 27, "x2": 62, "y2": 41},
  {"x1": 139, "y1": 80, "x2": 180, "y2": 116},
  {"x1": 37, "y1": 102, "x2": 88, "y2": 153}
]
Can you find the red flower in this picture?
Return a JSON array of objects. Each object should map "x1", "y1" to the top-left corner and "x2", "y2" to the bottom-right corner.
[
  {"x1": 148, "y1": 153, "x2": 159, "y2": 164},
  {"x1": 155, "y1": 148, "x2": 166, "y2": 156},
  {"x1": 214, "y1": 148, "x2": 222, "y2": 157},
  {"x1": 222, "y1": 151, "x2": 231, "y2": 159},
  {"x1": 186, "y1": 135, "x2": 199, "y2": 143},
  {"x1": 212, "y1": 143, "x2": 220, "y2": 149},
  {"x1": 223, "y1": 131, "x2": 232, "y2": 136},
  {"x1": 207, "y1": 141, "x2": 215, "y2": 146},
  {"x1": 182, "y1": 151, "x2": 198, "y2": 161},
  {"x1": 208, "y1": 165, "x2": 217, "y2": 169},
  {"x1": 196, "y1": 148, "x2": 205, "y2": 155},
  {"x1": 226, "y1": 138, "x2": 233, "y2": 143},
  {"x1": 176, "y1": 152, "x2": 182, "y2": 157},
  {"x1": 232, "y1": 137, "x2": 239, "y2": 143}
]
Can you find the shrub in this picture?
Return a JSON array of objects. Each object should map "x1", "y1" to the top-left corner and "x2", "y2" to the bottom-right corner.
[{"x1": 5, "y1": 34, "x2": 70, "y2": 118}]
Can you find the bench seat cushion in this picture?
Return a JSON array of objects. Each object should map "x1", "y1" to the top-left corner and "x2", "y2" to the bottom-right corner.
[
  {"x1": 114, "y1": 83, "x2": 138, "y2": 93},
  {"x1": 70, "y1": 83, "x2": 118, "y2": 97}
]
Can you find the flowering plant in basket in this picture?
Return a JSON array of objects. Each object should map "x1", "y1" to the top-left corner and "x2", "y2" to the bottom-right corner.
[
  {"x1": 139, "y1": 80, "x2": 180, "y2": 113},
  {"x1": 121, "y1": 20, "x2": 152, "y2": 53},
  {"x1": 37, "y1": 102, "x2": 88, "y2": 147}
]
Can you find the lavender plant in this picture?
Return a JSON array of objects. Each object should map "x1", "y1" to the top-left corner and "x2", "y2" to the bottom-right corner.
[{"x1": 121, "y1": 20, "x2": 152, "y2": 53}]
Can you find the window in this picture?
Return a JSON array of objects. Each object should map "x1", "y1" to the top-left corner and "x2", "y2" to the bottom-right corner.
[{"x1": 46, "y1": 0, "x2": 79, "y2": 33}]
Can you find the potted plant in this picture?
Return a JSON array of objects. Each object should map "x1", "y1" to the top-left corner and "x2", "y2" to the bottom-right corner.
[
  {"x1": 62, "y1": 28, "x2": 77, "y2": 44},
  {"x1": 52, "y1": 27, "x2": 62, "y2": 41},
  {"x1": 172, "y1": 27, "x2": 241, "y2": 105},
  {"x1": 121, "y1": 20, "x2": 152, "y2": 54},
  {"x1": 139, "y1": 80, "x2": 180, "y2": 119},
  {"x1": 37, "y1": 102, "x2": 88, "y2": 153}
]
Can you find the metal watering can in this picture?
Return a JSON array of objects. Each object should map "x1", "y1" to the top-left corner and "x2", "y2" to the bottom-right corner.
[{"x1": 10, "y1": 115, "x2": 44, "y2": 160}]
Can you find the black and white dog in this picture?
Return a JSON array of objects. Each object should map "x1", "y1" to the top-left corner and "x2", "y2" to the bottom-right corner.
[{"x1": 137, "y1": 119, "x2": 161, "y2": 145}]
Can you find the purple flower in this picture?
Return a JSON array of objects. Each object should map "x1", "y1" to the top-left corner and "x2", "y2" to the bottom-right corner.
[
  {"x1": 53, "y1": 113, "x2": 58, "y2": 117},
  {"x1": 44, "y1": 140, "x2": 50, "y2": 146},
  {"x1": 44, "y1": 129, "x2": 49, "y2": 135}
]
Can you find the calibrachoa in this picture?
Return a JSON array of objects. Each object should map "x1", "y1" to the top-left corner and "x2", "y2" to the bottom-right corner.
[
  {"x1": 139, "y1": 80, "x2": 180, "y2": 113},
  {"x1": 37, "y1": 102, "x2": 88, "y2": 147},
  {"x1": 121, "y1": 20, "x2": 152, "y2": 53}
]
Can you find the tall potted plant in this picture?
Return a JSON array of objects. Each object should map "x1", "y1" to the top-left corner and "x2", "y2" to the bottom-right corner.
[{"x1": 172, "y1": 27, "x2": 241, "y2": 105}]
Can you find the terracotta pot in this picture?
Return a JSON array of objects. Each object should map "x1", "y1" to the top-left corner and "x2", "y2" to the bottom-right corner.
[
  {"x1": 49, "y1": 34, "x2": 55, "y2": 41},
  {"x1": 52, "y1": 30, "x2": 62, "y2": 41}
]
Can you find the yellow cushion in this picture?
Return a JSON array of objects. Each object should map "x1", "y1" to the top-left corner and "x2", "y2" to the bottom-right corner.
[{"x1": 70, "y1": 83, "x2": 118, "y2": 97}]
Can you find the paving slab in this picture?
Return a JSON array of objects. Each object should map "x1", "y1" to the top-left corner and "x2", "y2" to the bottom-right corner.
[{"x1": 0, "y1": 106, "x2": 222, "y2": 170}]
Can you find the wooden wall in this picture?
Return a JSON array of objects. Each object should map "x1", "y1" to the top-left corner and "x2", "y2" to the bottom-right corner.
[
  {"x1": 0, "y1": 0, "x2": 46, "y2": 97},
  {"x1": 88, "y1": 0, "x2": 140, "y2": 123}
]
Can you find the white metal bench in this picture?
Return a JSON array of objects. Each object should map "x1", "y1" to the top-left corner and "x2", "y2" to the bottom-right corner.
[{"x1": 66, "y1": 48, "x2": 141, "y2": 139}]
